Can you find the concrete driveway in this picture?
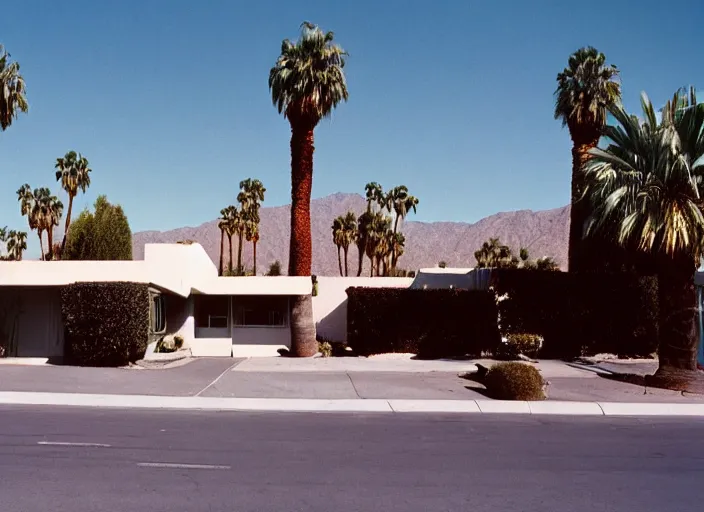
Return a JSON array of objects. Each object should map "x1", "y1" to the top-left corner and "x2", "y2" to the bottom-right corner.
[{"x1": 0, "y1": 359, "x2": 240, "y2": 396}]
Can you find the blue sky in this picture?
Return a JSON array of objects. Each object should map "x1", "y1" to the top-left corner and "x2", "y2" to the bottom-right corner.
[{"x1": 1, "y1": 0, "x2": 702, "y2": 257}]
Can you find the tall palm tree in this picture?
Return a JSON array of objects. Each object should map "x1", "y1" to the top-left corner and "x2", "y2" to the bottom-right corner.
[
  {"x1": 269, "y1": 22, "x2": 348, "y2": 356},
  {"x1": 331, "y1": 216, "x2": 345, "y2": 276},
  {"x1": 554, "y1": 47, "x2": 621, "y2": 272},
  {"x1": 217, "y1": 208, "x2": 229, "y2": 276},
  {"x1": 238, "y1": 178, "x2": 266, "y2": 274},
  {"x1": 0, "y1": 44, "x2": 28, "y2": 131},
  {"x1": 6, "y1": 230, "x2": 27, "y2": 260},
  {"x1": 55, "y1": 150, "x2": 91, "y2": 251},
  {"x1": 583, "y1": 89, "x2": 704, "y2": 387}
]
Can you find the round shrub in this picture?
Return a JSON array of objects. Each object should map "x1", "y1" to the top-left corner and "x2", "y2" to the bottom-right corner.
[
  {"x1": 318, "y1": 341, "x2": 333, "y2": 357},
  {"x1": 484, "y1": 362, "x2": 545, "y2": 401}
]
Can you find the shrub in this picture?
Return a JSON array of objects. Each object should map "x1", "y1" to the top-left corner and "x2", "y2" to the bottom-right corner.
[
  {"x1": 493, "y1": 269, "x2": 658, "y2": 358},
  {"x1": 484, "y1": 362, "x2": 545, "y2": 400},
  {"x1": 346, "y1": 287, "x2": 500, "y2": 358},
  {"x1": 174, "y1": 335, "x2": 184, "y2": 349},
  {"x1": 495, "y1": 333, "x2": 543, "y2": 360},
  {"x1": 318, "y1": 341, "x2": 332, "y2": 357},
  {"x1": 61, "y1": 282, "x2": 150, "y2": 366}
]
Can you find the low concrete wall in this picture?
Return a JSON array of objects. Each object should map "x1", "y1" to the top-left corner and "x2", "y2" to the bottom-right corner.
[
  {"x1": 232, "y1": 327, "x2": 290, "y2": 358},
  {"x1": 190, "y1": 338, "x2": 232, "y2": 357},
  {"x1": 312, "y1": 277, "x2": 413, "y2": 343}
]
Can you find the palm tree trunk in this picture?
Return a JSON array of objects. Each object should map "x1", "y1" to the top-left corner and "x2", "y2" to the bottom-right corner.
[
  {"x1": 237, "y1": 232, "x2": 244, "y2": 274},
  {"x1": 61, "y1": 194, "x2": 74, "y2": 252},
  {"x1": 369, "y1": 255, "x2": 374, "y2": 277},
  {"x1": 253, "y1": 239, "x2": 258, "y2": 276},
  {"x1": 288, "y1": 122, "x2": 317, "y2": 357},
  {"x1": 567, "y1": 134, "x2": 598, "y2": 271},
  {"x1": 337, "y1": 246, "x2": 343, "y2": 276},
  {"x1": 46, "y1": 227, "x2": 54, "y2": 261},
  {"x1": 655, "y1": 255, "x2": 699, "y2": 370},
  {"x1": 392, "y1": 215, "x2": 400, "y2": 267},
  {"x1": 218, "y1": 229, "x2": 225, "y2": 276},
  {"x1": 356, "y1": 242, "x2": 364, "y2": 277},
  {"x1": 38, "y1": 231, "x2": 44, "y2": 261},
  {"x1": 343, "y1": 246, "x2": 349, "y2": 276},
  {"x1": 227, "y1": 234, "x2": 233, "y2": 274}
]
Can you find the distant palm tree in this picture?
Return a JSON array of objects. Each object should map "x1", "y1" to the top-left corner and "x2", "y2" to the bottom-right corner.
[
  {"x1": 37, "y1": 188, "x2": 63, "y2": 260},
  {"x1": 55, "y1": 151, "x2": 91, "y2": 251},
  {"x1": 17, "y1": 184, "x2": 45, "y2": 259},
  {"x1": 0, "y1": 45, "x2": 28, "y2": 131},
  {"x1": 6, "y1": 230, "x2": 27, "y2": 260},
  {"x1": 331, "y1": 216, "x2": 345, "y2": 276},
  {"x1": 355, "y1": 210, "x2": 373, "y2": 277},
  {"x1": 386, "y1": 185, "x2": 419, "y2": 235},
  {"x1": 217, "y1": 208, "x2": 229, "y2": 276},
  {"x1": 386, "y1": 185, "x2": 418, "y2": 269},
  {"x1": 535, "y1": 257, "x2": 560, "y2": 271},
  {"x1": 583, "y1": 89, "x2": 704, "y2": 385},
  {"x1": 238, "y1": 178, "x2": 266, "y2": 274},
  {"x1": 554, "y1": 47, "x2": 621, "y2": 271},
  {"x1": 341, "y1": 211, "x2": 357, "y2": 276},
  {"x1": 269, "y1": 22, "x2": 348, "y2": 356},
  {"x1": 474, "y1": 238, "x2": 513, "y2": 268},
  {"x1": 364, "y1": 182, "x2": 384, "y2": 211},
  {"x1": 245, "y1": 219, "x2": 260, "y2": 275},
  {"x1": 221, "y1": 205, "x2": 239, "y2": 274}
]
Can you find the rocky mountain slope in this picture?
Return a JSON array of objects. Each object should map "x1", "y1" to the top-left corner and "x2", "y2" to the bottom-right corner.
[{"x1": 132, "y1": 193, "x2": 570, "y2": 275}]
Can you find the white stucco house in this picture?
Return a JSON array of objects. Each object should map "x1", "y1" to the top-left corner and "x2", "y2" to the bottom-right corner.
[{"x1": 0, "y1": 242, "x2": 416, "y2": 360}]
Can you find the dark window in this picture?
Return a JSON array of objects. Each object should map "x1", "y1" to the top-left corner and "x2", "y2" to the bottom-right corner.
[
  {"x1": 151, "y1": 294, "x2": 166, "y2": 333},
  {"x1": 194, "y1": 295, "x2": 230, "y2": 329},
  {"x1": 233, "y1": 296, "x2": 288, "y2": 327}
]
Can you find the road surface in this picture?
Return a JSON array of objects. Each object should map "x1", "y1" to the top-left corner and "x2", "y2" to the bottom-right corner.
[{"x1": 1, "y1": 406, "x2": 702, "y2": 511}]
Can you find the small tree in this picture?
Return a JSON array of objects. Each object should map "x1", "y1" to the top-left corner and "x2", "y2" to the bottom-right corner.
[
  {"x1": 63, "y1": 196, "x2": 132, "y2": 260},
  {"x1": 438, "y1": 261, "x2": 447, "y2": 268},
  {"x1": 266, "y1": 260, "x2": 283, "y2": 276}
]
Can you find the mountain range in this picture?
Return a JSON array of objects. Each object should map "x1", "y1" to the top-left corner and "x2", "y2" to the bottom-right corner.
[{"x1": 132, "y1": 193, "x2": 570, "y2": 275}]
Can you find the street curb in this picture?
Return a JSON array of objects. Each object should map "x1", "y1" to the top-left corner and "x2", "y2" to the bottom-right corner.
[{"x1": 1, "y1": 392, "x2": 704, "y2": 416}]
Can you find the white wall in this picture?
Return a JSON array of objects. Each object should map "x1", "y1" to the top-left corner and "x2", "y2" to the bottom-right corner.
[
  {"x1": 312, "y1": 277, "x2": 413, "y2": 343},
  {"x1": 164, "y1": 294, "x2": 193, "y2": 340}
]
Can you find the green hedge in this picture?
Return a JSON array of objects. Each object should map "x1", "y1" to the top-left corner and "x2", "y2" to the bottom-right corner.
[
  {"x1": 492, "y1": 269, "x2": 659, "y2": 358},
  {"x1": 61, "y1": 282, "x2": 150, "y2": 366},
  {"x1": 346, "y1": 288, "x2": 500, "y2": 358}
]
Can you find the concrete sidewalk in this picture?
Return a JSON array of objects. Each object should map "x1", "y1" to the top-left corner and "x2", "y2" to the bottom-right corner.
[{"x1": 1, "y1": 356, "x2": 703, "y2": 415}]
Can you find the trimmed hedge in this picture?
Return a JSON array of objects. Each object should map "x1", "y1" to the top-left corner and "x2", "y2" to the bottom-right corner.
[
  {"x1": 493, "y1": 269, "x2": 659, "y2": 358},
  {"x1": 346, "y1": 287, "x2": 500, "y2": 358},
  {"x1": 61, "y1": 282, "x2": 150, "y2": 366}
]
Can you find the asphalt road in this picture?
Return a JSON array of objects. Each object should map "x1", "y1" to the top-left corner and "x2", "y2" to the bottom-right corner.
[{"x1": 1, "y1": 407, "x2": 703, "y2": 511}]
